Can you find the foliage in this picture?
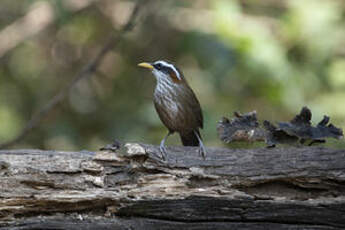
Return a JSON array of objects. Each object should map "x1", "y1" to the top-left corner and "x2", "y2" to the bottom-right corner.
[{"x1": 0, "y1": 0, "x2": 344, "y2": 150}]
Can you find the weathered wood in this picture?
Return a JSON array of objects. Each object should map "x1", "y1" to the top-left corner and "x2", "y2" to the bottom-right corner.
[
  {"x1": 2, "y1": 216, "x2": 341, "y2": 230},
  {"x1": 0, "y1": 144, "x2": 344, "y2": 229}
]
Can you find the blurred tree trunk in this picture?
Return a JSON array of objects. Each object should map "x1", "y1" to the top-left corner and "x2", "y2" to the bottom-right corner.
[{"x1": 0, "y1": 144, "x2": 344, "y2": 230}]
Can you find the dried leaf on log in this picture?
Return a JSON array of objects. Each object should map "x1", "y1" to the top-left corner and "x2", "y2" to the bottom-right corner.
[
  {"x1": 99, "y1": 139, "x2": 122, "y2": 152},
  {"x1": 218, "y1": 106, "x2": 343, "y2": 147},
  {"x1": 217, "y1": 111, "x2": 266, "y2": 143},
  {"x1": 276, "y1": 106, "x2": 343, "y2": 145}
]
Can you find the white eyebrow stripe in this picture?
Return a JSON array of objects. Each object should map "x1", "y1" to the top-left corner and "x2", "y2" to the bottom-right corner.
[{"x1": 155, "y1": 61, "x2": 181, "y2": 80}]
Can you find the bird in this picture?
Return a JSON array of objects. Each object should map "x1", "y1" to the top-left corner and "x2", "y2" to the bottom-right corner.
[{"x1": 138, "y1": 60, "x2": 206, "y2": 160}]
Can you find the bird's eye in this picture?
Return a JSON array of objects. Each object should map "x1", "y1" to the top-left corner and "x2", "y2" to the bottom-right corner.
[{"x1": 155, "y1": 63, "x2": 162, "y2": 70}]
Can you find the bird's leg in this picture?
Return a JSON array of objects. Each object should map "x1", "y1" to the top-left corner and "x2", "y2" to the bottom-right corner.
[
  {"x1": 159, "y1": 131, "x2": 172, "y2": 160},
  {"x1": 194, "y1": 131, "x2": 206, "y2": 160}
]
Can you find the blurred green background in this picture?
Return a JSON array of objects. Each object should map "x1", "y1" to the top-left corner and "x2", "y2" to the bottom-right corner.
[{"x1": 0, "y1": 0, "x2": 344, "y2": 150}]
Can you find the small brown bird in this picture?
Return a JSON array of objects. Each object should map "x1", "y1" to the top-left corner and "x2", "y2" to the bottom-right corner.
[{"x1": 138, "y1": 60, "x2": 206, "y2": 160}]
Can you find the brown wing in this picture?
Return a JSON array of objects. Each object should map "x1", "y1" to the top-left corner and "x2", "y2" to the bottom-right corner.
[
  {"x1": 153, "y1": 87, "x2": 203, "y2": 133},
  {"x1": 175, "y1": 67, "x2": 203, "y2": 130},
  {"x1": 179, "y1": 84, "x2": 203, "y2": 130}
]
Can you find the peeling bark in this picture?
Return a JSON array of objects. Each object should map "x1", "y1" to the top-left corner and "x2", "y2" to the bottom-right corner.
[{"x1": 0, "y1": 144, "x2": 345, "y2": 229}]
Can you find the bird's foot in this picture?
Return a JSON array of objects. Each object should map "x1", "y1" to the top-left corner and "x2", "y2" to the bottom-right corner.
[
  {"x1": 198, "y1": 142, "x2": 207, "y2": 160},
  {"x1": 159, "y1": 143, "x2": 168, "y2": 161}
]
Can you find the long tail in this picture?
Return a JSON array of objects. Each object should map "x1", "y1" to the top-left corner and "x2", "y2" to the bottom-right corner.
[{"x1": 179, "y1": 130, "x2": 201, "y2": 146}]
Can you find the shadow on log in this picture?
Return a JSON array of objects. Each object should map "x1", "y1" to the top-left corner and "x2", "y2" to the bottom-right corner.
[{"x1": 0, "y1": 144, "x2": 345, "y2": 229}]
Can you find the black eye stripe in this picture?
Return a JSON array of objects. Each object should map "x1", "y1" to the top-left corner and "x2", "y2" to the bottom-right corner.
[
  {"x1": 161, "y1": 66, "x2": 171, "y2": 73},
  {"x1": 153, "y1": 61, "x2": 181, "y2": 80},
  {"x1": 154, "y1": 63, "x2": 170, "y2": 73},
  {"x1": 154, "y1": 63, "x2": 162, "y2": 70}
]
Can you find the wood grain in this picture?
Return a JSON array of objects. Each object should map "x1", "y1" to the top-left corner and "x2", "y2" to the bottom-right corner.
[{"x1": 0, "y1": 144, "x2": 344, "y2": 229}]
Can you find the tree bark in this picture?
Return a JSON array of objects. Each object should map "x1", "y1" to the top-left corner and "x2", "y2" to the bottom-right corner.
[{"x1": 0, "y1": 144, "x2": 344, "y2": 229}]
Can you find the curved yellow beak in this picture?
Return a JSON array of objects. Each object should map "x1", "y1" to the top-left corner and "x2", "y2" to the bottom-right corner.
[{"x1": 138, "y1": 62, "x2": 154, "y2": 70}]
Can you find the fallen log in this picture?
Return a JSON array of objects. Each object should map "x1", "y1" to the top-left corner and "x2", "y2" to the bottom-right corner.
[{"x1": 0, "y1": 144, "x2": 344, "y2": 229}]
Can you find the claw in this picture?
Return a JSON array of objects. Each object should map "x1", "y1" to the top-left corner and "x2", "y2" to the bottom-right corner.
[
  {"x1": 194, "y1": 130, "x2": 207, "y2": 160},
  {"x1": 198, "y1": 142, "x2": 207, "y2": 160},
  {"x1": 159, "y1": 132, "x2": 171, "y2": 161}
]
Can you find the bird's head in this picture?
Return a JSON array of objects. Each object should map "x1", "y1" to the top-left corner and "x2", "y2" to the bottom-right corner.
[{"x1": 138, "y1": 60, "x2": 183, "y2": 84}]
